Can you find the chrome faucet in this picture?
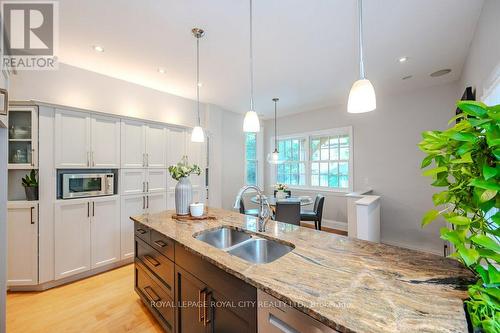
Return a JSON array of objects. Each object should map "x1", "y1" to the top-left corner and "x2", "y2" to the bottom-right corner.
[{"x1": 233, "y1": 185, "x2": 272, "y2": 232}]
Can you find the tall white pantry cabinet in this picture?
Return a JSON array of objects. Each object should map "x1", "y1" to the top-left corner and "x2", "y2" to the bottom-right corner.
[{"x1": 7, "y1": 102, "x2": 208, "y2": 290}]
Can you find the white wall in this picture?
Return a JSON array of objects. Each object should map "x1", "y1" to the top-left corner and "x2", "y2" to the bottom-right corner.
[
  {"x1": 459, "y1": 0, "x2": 500, "y2": 100},
  {"x1": 10, "y1": 63, "x2": 204, "y2": 127},
  {"x1": 0, "y1": 71, "x2": 10, "y2": 333},
  {"x1": 263, "y1": 82, "x2": 460, "y2": 254}
]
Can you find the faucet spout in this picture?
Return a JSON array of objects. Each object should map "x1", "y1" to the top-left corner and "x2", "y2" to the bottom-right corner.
[{"x1": 234, "y1": 185, "x2": 272, "y2": 232}]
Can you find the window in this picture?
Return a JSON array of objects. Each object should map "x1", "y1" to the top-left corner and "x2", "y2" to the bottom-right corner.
[
  {"x1": 272, "y1": 127, "x2": 352, "y2": 191},
  {"x1": 276, "y1": 138, "x2": 306, "y2": 186},
  {"x1": 245, "y1": 133, "x2": 257, "y2": 185}
]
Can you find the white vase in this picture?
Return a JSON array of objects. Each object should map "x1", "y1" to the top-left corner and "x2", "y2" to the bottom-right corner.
[
  {"x1": 276, "y1": 190, "x2": 286, "y2": 199},
  {"x1": 175, "y1": 177, "x2": 192, "y2": 215}
]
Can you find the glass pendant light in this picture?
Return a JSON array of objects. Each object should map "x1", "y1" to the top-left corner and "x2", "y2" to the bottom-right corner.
[
  {"x1": 191, "y1": 28, "x2": 205, "y2": 142},
  {"x1": 243, "y1": 0, "x2": 260, "y2": 132},
  {"x1": 267, "y1": 98, "x2": 283, "y2": 164},
  {"x1": 348, "y1": 0, "x2": 376, "y2": 113}
]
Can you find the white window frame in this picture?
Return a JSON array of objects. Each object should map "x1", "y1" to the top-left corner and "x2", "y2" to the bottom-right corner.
[
  {"x1": 270, "y1": 126, "x2": 353, "y2": 193},
  {"x1": 244, "y1": 129, "x2": 264, "y2": 188}
]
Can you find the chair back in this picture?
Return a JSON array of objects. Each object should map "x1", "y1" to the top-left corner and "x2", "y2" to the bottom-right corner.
[
  {"x1": 275, "y1": 201, "x2": 301, "y2": 226},
  {"x1": 273, "y1": 190, "x2": 292, "y2": 198},
  {"x1": 314, "y1": 195, "x2": 325, "y2": 221}
]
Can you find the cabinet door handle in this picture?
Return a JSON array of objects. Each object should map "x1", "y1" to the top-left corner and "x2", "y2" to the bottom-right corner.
[
  {"x1": 146, "y1": 181, "x2": 149, "y2": 192},
  {"x1": 91, "y1": 151, "x2": 95, "y2": 167},
  {"x1": 30, "y1": 206, "x2": 35, "y2": 224},
  {"x1": 142, "y1": 196, "x2": 145, "y2": 210},
  {"x1": 92, "y1": 202, "x2": 95, "y2": 217},
  {"x1": 143, "y1": 255, "x2": 160, "y2": 267},
  {"x1": 146, "y1": 153, "x2": 149, "y2": 167},
  {"x1": 198, "y1": 289, "x2": 204, "y2": 323},
  {"x1": 154, "y1": 240, "x2": 167, "y2": 248},
  {"x1": 87, "y1": 202, "x2": 90, "y2": 217},
  {"x1": 142, "y1": 181, "x2": 146, "y2": 193},
  {"x1": 143, "y1": 286, "x2": 161, "y2": 302},
  {"x1": 146, "y1": 196, "x2": 149, "y2": 209},
  {"x1": 203, "y1": 291, "x2": 210, "y2": 326},
  {"x1": 142, "y1": 153, "x2": 146, "y2": 167},
  {"x1": 136, "y1": 228, "x2": 147, "y2": 234},
  {"x1": 31, "y1": 148, "x2": 35, "y2": 167}
]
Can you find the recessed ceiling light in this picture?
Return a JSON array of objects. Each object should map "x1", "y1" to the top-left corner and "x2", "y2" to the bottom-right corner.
[
  {"x1": 398, "y1": 56, "x2": 409, "y2": 63},
  {"x1": 93, "y1": 45, "x2": 104, "y2": 52},
  {"x1": 402, "y1": 75, "x2": 413, "y2": 80},
  {"x1": 430, "y1": 69, "x2": 452, "y2": 77},
  {"x1": 158, "y1": 67, "x2": 166, "y2": 74}
]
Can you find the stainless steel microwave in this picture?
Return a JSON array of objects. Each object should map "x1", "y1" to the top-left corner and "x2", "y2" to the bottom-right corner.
[{"x1": 62, "y1": 172, "x2": 114, "y2": 199}]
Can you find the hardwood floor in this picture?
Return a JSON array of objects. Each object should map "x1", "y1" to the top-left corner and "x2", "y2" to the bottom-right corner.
[
  {"x1": 300, "y1": 222, "x2": 348, "y2": 236},
  {"x1": 7, "y1": 264, "x2": 163, "y2": 333}
]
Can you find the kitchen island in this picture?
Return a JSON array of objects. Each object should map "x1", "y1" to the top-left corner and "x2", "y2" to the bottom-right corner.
[{"x1": 131, "y1": 207, "x2": 474, "y2": 333}]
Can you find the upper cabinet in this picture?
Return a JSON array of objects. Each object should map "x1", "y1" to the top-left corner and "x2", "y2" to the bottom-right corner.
[
  {"x1": 55, "y1": 108, "x2": 120, "y2": 168},
  {"x1": 121, "y1": 119, "x2": 166, "y2": 169},
  {"x1": 8, "y1": 106, "x2": 38, "y2": 169}
]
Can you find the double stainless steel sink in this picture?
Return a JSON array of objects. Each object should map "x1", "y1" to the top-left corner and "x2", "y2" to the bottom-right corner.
[{"x1": 194, "y1": 227, "x2": 294, "y2": 264}]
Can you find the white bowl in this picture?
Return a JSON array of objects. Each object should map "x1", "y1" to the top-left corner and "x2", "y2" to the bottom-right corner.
[{"x1": 190, "y1": 203, "x2": 204, "y2": 217}]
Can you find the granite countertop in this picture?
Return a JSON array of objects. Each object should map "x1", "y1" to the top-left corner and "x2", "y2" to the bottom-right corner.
[{"x1": 131, "y1": 207, "x2": 474, "y2": 333}]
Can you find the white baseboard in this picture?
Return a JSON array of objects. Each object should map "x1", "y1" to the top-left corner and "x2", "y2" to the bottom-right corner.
[{"x1": 302, "y1": 219, "x2": 347, "y2": 231}]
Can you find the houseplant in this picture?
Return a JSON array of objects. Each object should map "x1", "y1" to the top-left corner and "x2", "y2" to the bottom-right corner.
[
  {"x1": 22, "y1": 169, "x2": 38, "y2": 201},
  {"x1": 274, "y1": 183, "x2": 289, "y2": 199},
  {"x1": 419, "y1": 100, "x2": 499, "y2": 333},
  {"x1": 168, "y1": 156, "x2": 201, "y2": 215}
]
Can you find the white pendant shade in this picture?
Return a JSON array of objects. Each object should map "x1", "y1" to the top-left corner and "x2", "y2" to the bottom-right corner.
[
  {"x1": 267, "y1": 151, "x2": 282, "y2": 164},
  {"x1": 191, "y1": 126, "x2": 205, "y2": 142},
  {"x1": 243, "y1": 110, "x2": 260, "y2": 132},
  {"x1": 347, "y1": 79, "x2": 376, "y2": 113}
]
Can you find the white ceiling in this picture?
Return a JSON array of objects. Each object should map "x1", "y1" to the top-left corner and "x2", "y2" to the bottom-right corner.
[{"x1": 58, "y1": 0, "x2": 483, "y2": 118}]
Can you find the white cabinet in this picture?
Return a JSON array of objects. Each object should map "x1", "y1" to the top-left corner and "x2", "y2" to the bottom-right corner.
[
  {"x1": 120, "y1": 169, "x2": 166, "y2": 195},
  {"x1": 54, "y1": 109, "x2": 90, "y2": 168},
  {"x1": 90, "y1": 115, "x2": 121, "y2": 168},
  {"x1": 147, "y1": 192, "x2": 167, "y2": 214},
  {"x1": 54, "y1": 199, "x2": 91, "y2": 280},
  {"x1": 8, "y1": 106, "x2": 39, "y2": 169},
  {"x1": 54, "y1": 196, "x2": 120, "y2": 280},
  {"x1": 121, "y1": 120, "x2": 167, "y2": 168},
  {"x1": 120, "y1": 119, "x2": 145, "y2": 168},
  {"x1": 7, "y1": 202, "x2": 38, "y2": 286},
  {"x1": 120, "y1": 195, "x2": 144, "y2": 259},
  {"x1": 55, "y1": 109, "x2": 120, "y2": 168},
  {"x1": 145, "y1": 124, "x2": 167, "y2": 168},
  {"x1": 90, "y1": 196, "x2": 120, "y2": 268}
]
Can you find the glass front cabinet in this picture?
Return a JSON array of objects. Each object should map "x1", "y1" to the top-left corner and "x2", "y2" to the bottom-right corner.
[{"x1": 8, "y1": 105, "x2": 38, "y2": 169}]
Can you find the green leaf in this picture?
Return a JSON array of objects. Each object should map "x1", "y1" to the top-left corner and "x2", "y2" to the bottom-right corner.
[
  {"x1": 478, "y1": 249, "x2": 500, "y2": 263},
  {"x1": 432, "y1": 191, "x2": 450, "y2": 205},
  {"x1": 447, "y1": 113, "x2": 467, "y2": 125},
  {"x1": 450, "y1": 132, "x2": 477, "y2": 142},
  {"x1": 475, "y1": 265, "x2": 490, "y2": 284},
  {"x1": 450, "y1": 152, "x2": 473, "y2": 164},
  {"x1": 487, "y1": 264, "x2": 500, "y2": 285},
  {"x1": 457, "y1": 142, "x2": 474, "y2": 156},
  {"x1": 483, "y1": 287, "x2": 500, "y2": 301},
  {"x1": 457, "y1": 244, "x2": 479, "y2": 266},
  {"x1": 446, "y1": 215, "x2": 472, "y2": 226},
  {"x1": 422, "y1": 209, "x2": 440, "y2": 227},
  {"x1": 471, "y1": 234, "x2": 500, "y2": 252},
  {"x1": 469, "y1": 118, "x2": 492, "y2": 127},
  {"x1": 483, "y1": 164, "x2": 498, "y2": 180},
  {"x1": 423, "y1": 166, "x2": 447, "y2": 177},
  {"x1": 457, "y1": 100, "x2": 488, "y2": 118},
  {"x1": 480, "y1": 189, "x2": 497, "y2": 203},
  {"x1": 470, "y1": 179, "x2": 500, "y2": 191},
  {"x1": 420, "y1": 155, "x2": 434, "y2": 169},
  {"x1": 440, "y1": 228, "x2": 462, "y2": 245}
]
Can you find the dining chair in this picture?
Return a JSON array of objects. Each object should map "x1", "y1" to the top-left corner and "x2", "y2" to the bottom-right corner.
[
  {"x1": 275, "y1": 201, "x2": 301, "y2": 226},
  {"x1": 273, "y1": 190, "x2": 292, "y2": 198},
  {"x1": 239, "y1": 198, "x2": 259, "y2": 217},
  {"x1": 300, "y1": 195, "x2": 325, "y2": 230}
]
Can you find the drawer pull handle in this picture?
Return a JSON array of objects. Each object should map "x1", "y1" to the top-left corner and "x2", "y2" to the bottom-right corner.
[
  {"x1": 198, "y1": 289, "x2": 204, "y2": 323},
  {"x1": 137, "y1": 228, "x2": 147, "y2": 234},
  {"x1": 269, "y1": 313, "x2": 300, "y2": 333},
  {"x1": 203, "y1": 290, "x2": 210, "y2": 326},
  {"x1": 144, "y1": 286, "x2": 161, "y2": 302},
  {"x1": 143, "y1": 255, "x2": 160, "y2": 267},
  {"x1": 154, "y1": 240, "x2": 167, "y2": 248}
]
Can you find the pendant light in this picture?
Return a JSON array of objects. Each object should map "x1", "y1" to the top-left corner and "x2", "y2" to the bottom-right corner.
[
  {"x1": 191, "y1": 28, "x2": 205, "y2": 142},
  {"x1": 243, "y1": 0, "x2": 260, "y2": 132},
  {"x1": 347, "y1": 0, "x2": 376, "y2": 113},
  {"x1": 267, "y1": 98, "x2": 283, "y2": 164}
]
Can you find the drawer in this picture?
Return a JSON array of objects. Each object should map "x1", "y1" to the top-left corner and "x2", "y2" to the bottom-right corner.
[
  {"x1": 135, "y1": 237, "x2": 174, "y2": 297},
  {"x1": 135, "y1": 222, "x2": 150, "y2": 243},
  {"x1": 135, "y1": 262, "x2": 174, "y2": 332},
  {"x1": 150, "y1": 229, "x2": 174, "y2": 260}
]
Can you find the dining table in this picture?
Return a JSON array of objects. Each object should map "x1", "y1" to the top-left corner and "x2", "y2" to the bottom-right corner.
[{"x1": 250, "y1": 195, "x2": 314, "y2": 207}]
